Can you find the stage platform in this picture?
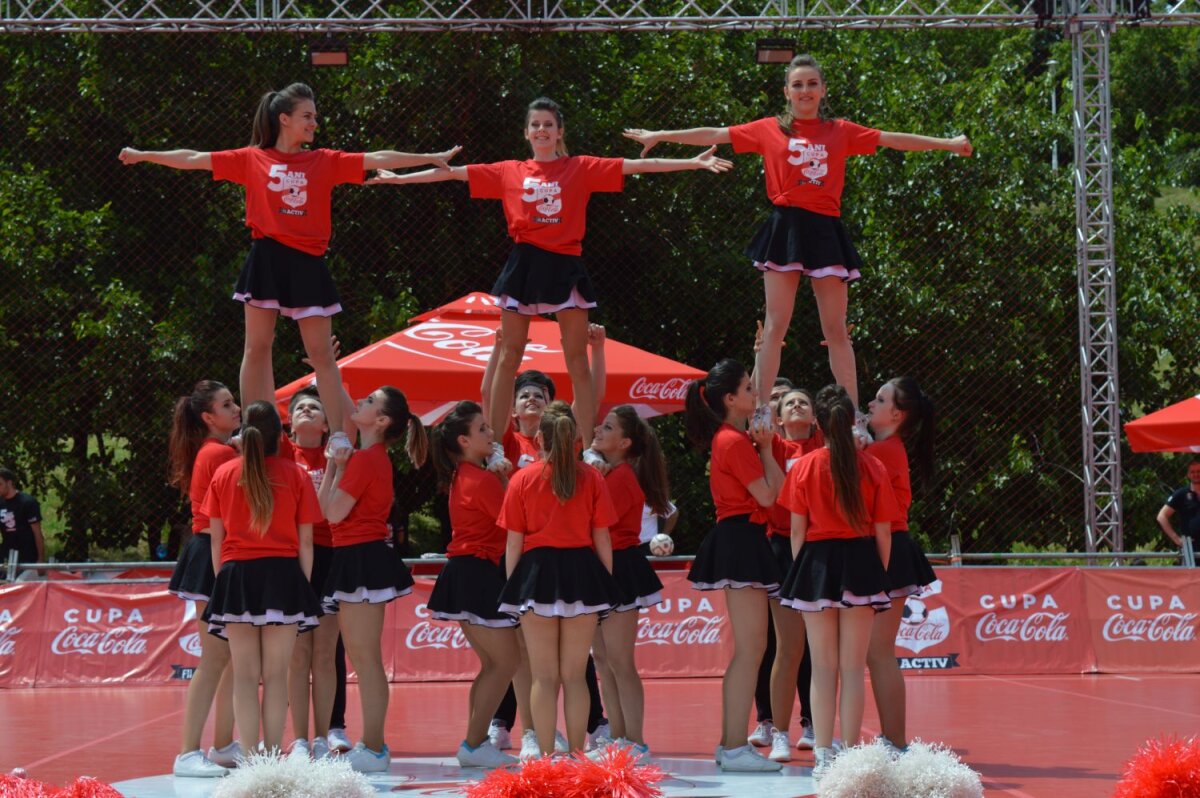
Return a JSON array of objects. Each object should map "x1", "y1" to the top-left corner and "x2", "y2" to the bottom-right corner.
[{"x1": 4, "y1": 674, "x2": 1198, "y2": 797}]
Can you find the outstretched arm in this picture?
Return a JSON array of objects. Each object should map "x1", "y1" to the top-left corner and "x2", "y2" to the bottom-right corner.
[
  {"x1": 365, "y1": 165, "x2": 469, "y2": 185},
  {"x1": 878, "y1": 132, "x2": 973, "y2": 157},
  {"x1": 622, "y1": 127, "x2": 732, "y2": 157},
  {"x1": 363, "y1": 146, "x2": 462, "y2": 171},
  {"x1": 118, "y1": 148, "x2": 212, "y2": 170},
  {"x1": 622, "y1": 145, "x2": 732, "y2": 175}
]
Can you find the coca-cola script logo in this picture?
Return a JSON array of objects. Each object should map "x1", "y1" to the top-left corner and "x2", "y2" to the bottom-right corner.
[
  {"x1": 895, "y1": 580, "x2": 951, "y2": 654},
  {"x1": 0, "y1": 625, "x2": 20, "y2": 656},
  {"x1": 402, "y1": 322, "x2": 560, "y2": 366},
  {"x1": 975, "y1": 592, "x2": 1069, "y2": 643},
  {"x1": 636, "y1": 597, "x2": 724, "y2": 647},
  {"x1": 1102, "y1": 594, "x2": 1198, "y2": 643},
  {"x1": 629, "y1": 377, "x2": 690, "y2": 403},
  {"x1": 178, "y1": 633, "x2": 203, "y2": 657},
  {"x1": 51, "y1": 607, "x2": 152, "y2": 656},
  {"x1": 405, "y1": 604, "x2": 471, "y2": 651}
]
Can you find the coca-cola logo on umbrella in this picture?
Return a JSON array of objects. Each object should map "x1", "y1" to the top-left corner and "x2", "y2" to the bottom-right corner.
[{"x1": 629, "y1": 377, "x2": 690, "y2": 403}]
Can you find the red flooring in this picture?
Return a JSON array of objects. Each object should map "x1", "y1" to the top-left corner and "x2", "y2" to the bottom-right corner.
[{"x1": 3, "y1": 673, "x2": 1198, "y2": 797}]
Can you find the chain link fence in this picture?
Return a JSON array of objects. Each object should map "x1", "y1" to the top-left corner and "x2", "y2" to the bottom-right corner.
[{"x1": 0, "y1": 27, "x2": 1197, "y2": 564}]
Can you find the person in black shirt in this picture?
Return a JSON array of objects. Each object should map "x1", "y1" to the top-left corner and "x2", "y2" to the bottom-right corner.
[
  {"x1": 0, "y1": 467, "x2": 45, "y2": 571},
  {"x1": 1156, "y1": 460, "x2": 1200, "y2": 557}
]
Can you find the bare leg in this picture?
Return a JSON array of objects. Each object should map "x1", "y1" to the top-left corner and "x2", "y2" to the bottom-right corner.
[
  {"x1": 340, "y1": 602, "x2": 388, "y2": 751},
  {"x1": 488, "y1": 312, "x2": 534, "y2": 442},
  {"x1": 296, "y1": 315, "x2": 344, "y2": 433},
  {"x1": 241, "y1": 304, "x2": 278, "y2": 407},
  {"x1": 598, "y1": 608, "x2": 644, "y2": 744},
  {"x1": 810, "y1": 277, "x2": 857, "y2": 406},
  {"x1": 591, "y1": 627, "x2": 624, "y2": 739},
  {"x1": 804, "y1": 609, "x2": 840, "y2": 749},
  {"x1": 225, "y1": 624, "x2": 264, "y2": 753},
  {"x1": 768, "y1": 599, "x2": 806, "y2": 736},
  {"x1": 559, "y1": 614, "x2": 599, "y2": 753},
  {"x1": 756, "y1": 271, "x2": 802, "y2": 402},
  {"x1": 310, "y1": 615, "x2": 340, "y2": 738},
  {"x1": 460, "y1": 624, "x2": 521, "y2": 747},
  {"x1": 514, "y1": 634, "x2": 534, "y2": 732},
  {"x1": 836, "y1": 606, "x2": 875, "y2": 747},
  {"x1": 213, "y1": 661, "x2": 235, "y2": 749},
  {"x1": 521, "y1": 613, "x2": 561, "y2": 756},
  {"x1": 556, "y1": 309, "x2": 595, "y2": 434},
  {"x1": 720, "y1": 587, "x2": 769, "y2": 749},
  {"x1": 260, "y1": 625, "x2": 299, "y2": 752},
  {"x1": 867, "y1": 602, "x2": 907, "y2": 745},
  {"x1": 288, "y1": 630, "x2": 314, "y2": 740},
  {"x1": 179, "y1": 602, "x2": 231, "y2": 754}
]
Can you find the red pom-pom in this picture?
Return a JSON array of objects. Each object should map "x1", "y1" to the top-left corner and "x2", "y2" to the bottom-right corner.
[
  {"x1": 1114, "y1": 736, "x2": 1200, "y2": 798},
  {"x1": 0, "y1": 772, "x2": 54, "y2": 798},
  {"x1": 566, "y1": 746, "x2": 664, "y2": 798}
]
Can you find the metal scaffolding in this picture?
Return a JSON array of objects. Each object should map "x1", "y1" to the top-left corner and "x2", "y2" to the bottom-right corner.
[{"x1": 2, "y1": 0, "x2": 1199, "y2": 552}]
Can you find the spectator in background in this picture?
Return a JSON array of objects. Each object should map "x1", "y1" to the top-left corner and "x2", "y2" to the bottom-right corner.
[
  {"x1": 1156, "y1": 459, "x2": 1200, "y2": 561},
  {"x1": 0, "y1": 467, "x2": 45, "y2": 570}
]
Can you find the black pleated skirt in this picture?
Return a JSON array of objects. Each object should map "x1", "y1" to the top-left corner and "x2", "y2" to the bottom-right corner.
[
  {"x1": 745, "y1": 206, "x2": 863, "y2": 282},
  {"x1": 688, "y1": 515, "x2": 781, "y2": 592},
  {"x1": 779, "y1": 537, "x2": 891, "y2": 612},
  {"x1": 321, "y1": 539, "x2": 414, "y2": 614},
  {"x1": 169, "y1": 533, "x2": 216, "y2": 602},
  {"x1": 233, "y1": 236, "x2": 341, "y2": 319},
  {"x1": 885, "y1": 531, "x2": 937, "y2": 598},
  {"x1": 491, "y1": 243, "x2": 598, "y2": 315},
  {"x1": 610, "y1": 546, "x2": 664, "y2": 612},
  {"x1": 498, "y1": 547, "x2": 622, "y2": 618},
  {"x1": 204, "y1": 557, "x2": 322, "y2": 639},
  {"x1": 428, "y1": 555, "x2": 518, "y2": 628}
]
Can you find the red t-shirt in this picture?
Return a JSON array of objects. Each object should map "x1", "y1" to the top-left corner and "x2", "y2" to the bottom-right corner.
[
  {"x1": 202, "y1": 456, "x2": 323, "y2": 564},
  {"x1": 447, "y1": 462, "x2": 508, "y2": 565},
  {"x1": 278, "y1": 435, "x2": 333, "y2": 547},
  {"x1": 497, "y1": 461, "x2": 618, "y2": 551},
  {"x1": 210, "y1": 147, "x2": 365, "y2": 256},
  {"x1": 728, "y1": 117, "x2": 880, "y2": 217},
  {"x1": 603, "y1": 463, "x2": 646, "y2": 551},
  {"x1": 189, "y1": 438, "x2": 237, "y2": 533},
  {"x1": 766, "y1": 433, "x2": 825, "y2": 537},
  {"x1": 330, "y1": 443, "x2": 393, "y2": 547},
  {"x1": 867, "y1": 435, "x2": 912, "y2": 533},
  {"x1": 503, "y1": 424, "x2": 541, "y2": 470},
  {"x1": 710, "y1": 424, "x2": 768, "y2": 524},
  {"x1": 467, "y1": 156, "x2": 625, "y2": 255},
  {"x1": 779, "y1": 448, "x2": 900, "y2": 541}
]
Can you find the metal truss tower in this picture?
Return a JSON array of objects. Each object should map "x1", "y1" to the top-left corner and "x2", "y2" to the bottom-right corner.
[{"x1": 3, "y1": 0, "x2": 1199, "y2": 551}]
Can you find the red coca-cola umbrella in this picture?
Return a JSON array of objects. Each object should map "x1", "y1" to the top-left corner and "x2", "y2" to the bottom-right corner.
[
  {"x1": 275, "y1": 293, "x2": 705, "y2": 425},
  {"x1": 1124, "y1": 393, "x2": 1200, "y2": 453}
]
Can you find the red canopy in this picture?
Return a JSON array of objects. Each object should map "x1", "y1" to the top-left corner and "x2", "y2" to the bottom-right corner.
[
  {"x1": 275, "y1": 293, "x2": 705, "y2": 425},
  {"x1": 1124, "y1": 393, "x2": 1200, "y2": 453}
]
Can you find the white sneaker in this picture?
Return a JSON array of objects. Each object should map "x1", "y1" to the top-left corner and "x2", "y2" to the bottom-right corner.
[
  {"x1": 768, "y1": 730, "x2": 792, "y2": 762},
  {"x1": 311, "y1": 736, "x2": 331, "y2": 760},
  {"x1": 287, "y1": 739, "x2": 310, "y2": 761},
  {"x1": 344, "y1": 742, "x2": 390, "y2": 773},
  {"x1": 797, "y1": 720, "x2": 815, "y2": 749},
  {"x1": 327, "y1": 728, "x2": 352, "y2": 753},
  {"x1": 554, "y1": 730, "x2": 569, "y2": 753},
  {"x1": 813, "y1": 746, "x2": 837, "y2": 783},
  {"x1": 719, "y1": 744, "x2": 782, "y2": 772},
  {"x1": 206, "y1": 742, "x2": 242, "y2": 768},
  {"x1": 457, "y1": 740, "x2": 519, "y2": 768},
  {"x1": 488, "y1": 720, "x2": 512, "y2": 750},
  {"x1": 173, "y1": 750, "x2": 228, "y2": 778},
  {"x1": 622, "y1": 740, "x2": 651, "y2": 764},
  {"x1": 520, "y1": 729, "x2": 542, "y2": 761},
  {"x1": 587, "y1": 722, "x2": 613, "y2": 751},
  {"x1": 877, "y1": 735, "x2": 908, "y2": 757},
  {"x1": 747, "y1": 720, "x2": 774, "y2": 747}
]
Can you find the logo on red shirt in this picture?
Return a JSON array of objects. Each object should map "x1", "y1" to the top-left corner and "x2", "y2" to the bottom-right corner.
[
  {"x1": 788, "y1": 138, "x2": 828, "y2": 185},
  {"x1": 268, "y1": 163, "x2": 309, "y2": 213},
  {"x1": 522, "y1": 177, "x2": 562, "y2": 222}
]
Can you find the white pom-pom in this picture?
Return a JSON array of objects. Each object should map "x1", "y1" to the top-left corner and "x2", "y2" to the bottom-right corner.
[
  {"x1": 648, "y1": 534, "x2": 674, "y2": 556},
  {"x1": 894, "y1": 740, "x2": 984, "y2": 798},
  {"x1": 818, "y1": 740, "x2": 901, "y2": 798},
  {"x1": 212, "y1": 751, "x2": 377, "y2": 798}
]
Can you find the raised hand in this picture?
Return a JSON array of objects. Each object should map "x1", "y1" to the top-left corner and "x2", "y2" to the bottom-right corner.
[
  {"x1": 426, "y1": 145, "x2": 463, "y2": 169},
  {"x1": 950, "y1": 135, "x2": 973, "y2": 157},
  {"x1": 118, "y1": 148, "x2": 143, "y2": 165},
  {"x1": 622, "y1": 129, "x2": 660, "y2": 158},
  {"x1": 694, "y1": 145, "x2": 733, "y2": 173},
  {"x1": 365, "y1": 169, "x2": 400, "y2": 185}
]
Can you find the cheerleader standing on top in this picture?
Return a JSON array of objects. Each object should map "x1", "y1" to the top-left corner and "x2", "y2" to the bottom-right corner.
[
  {"x1": 586, "y1": 405, "x2": 672, "y2": 760},
  {"x1": 625, "y1": 55, "x2": 972, "y2": 416},
  {"x1": 202, "y1": 401, "x2": 324, "y2": 756},
  {"x1": 751, "y1": 386, "x2": 824, "y2": 761},
  {"x1": 367, "y1": 96, "x2": 730, "y2": 448},
  {"x1": 167, "y1": 380, "x2": 241, "y2": 777},
  {"x1": 318, "y1": 386, "x2": 428, "y2": 772},
  {"x1": 496, "y1": 401, "x2": 623, "y2": 756},
  {"x1": 428, "y1": 401, "x2": 522, "y2": 769},
  {"x1": 119, "y1": 82, "x2": 459, "y2": 419},
  {"x1": 777, "y1": 384, "x2": 899, "y2": 782},
  {"x1": 683, "y1": 359, "x2": 786, "y2": 773},
  {"x1": 864, "y1": 377, "x2": 937, "y2": 753}
]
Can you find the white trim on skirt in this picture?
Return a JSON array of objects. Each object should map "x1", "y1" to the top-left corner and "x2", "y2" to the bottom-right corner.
[
  {"x1": 432, "y1": 610, "x2": 520, "y2": 629},
  {"x1": 322, "y1": 585, "x2": 412, "y2": 613},
  {"x1": 233, "y1": 293, "x2": 343, "y2": 320},
  {"x1": 207, "y1": 609, "x2": 319, "y2": 629},
  {"x1": 753, "y1": 260, "x2": 861, "y2": 282},
  {"x1": 887, "y1": 583, "x2": 926, "y2": 599},
  {"x1": 690, "y1": 578, "x2": 779, "y2": 592},
  {"x1": 782, "y1": 590, "x2": 892, "y2": 613},
  {"x1": 613, "y1": 591, "x2": 663, "y2": 613},
  {"x1": 170, "y1": 589, "x2": 210, "y2": 602},
  {"x1": 496, "y1": 288, "x2": 597, "y2": 317},
  {"x1": 499, "y1": 599, "x2": 612, "y2": 618}
]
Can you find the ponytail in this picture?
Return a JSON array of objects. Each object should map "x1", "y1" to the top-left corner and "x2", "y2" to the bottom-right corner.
[
  {"x1": 238, "y1": 401, "x2": 282, "y2": 537},
  {"x1": 775, "y1": 54, "x2": 832, "y2": 135},
  {"x1": 377, "y1": 386, "x2": 428, "y2": 467},
  {"x1": 684, "y1": 359, "x2": 747, "y2": 451},
  {"x1": 250, "y1": 83, "x2": 315, "y2": 148},
  {"x1": 612, "y1": 405, "x2": 672, "y2": 517},
  {"x1": 168, "y1": 380, "x2": 229, "y2": 493},
  {"x1": 814, "y1": 385, "x2": 866, "y2": 529},
  {"x1": 431, "y1": 401, "x2": 482, "y2": 491},
  {"x1": 890, "y1": 377, "x2": 936, "y2": 492},
  {"x1": 541, "y1": 400, "x2": 577, "y2": 501}
]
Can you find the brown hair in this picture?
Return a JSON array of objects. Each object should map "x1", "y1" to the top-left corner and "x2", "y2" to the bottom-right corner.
[
  {"x1": 775, "y1": 54, "x2": 832, "y2": 135},
  {"x1": 378, "y1": 386, "x2": 429, "y2": 467},
  {"x1": 540, "y1": 400, "x2": 577, "y2": 501},
  {"x1": 526, "y1": 97, "x2": 568, "y2": 157},
  {"x1": 430, "y1": 400, "x2": 483, "y2": 491},
  {"x1": 168, "y1": 380, "x2": 230, "y2": 494},
  {"x1": 889, "y1": 377, "x2": 936, "y2": 491},
  {"x1": 814, "y1": 385, "x2": 867, "y2": 529},
  {"x1": 239, "y1": 401, "x2": 282, "y2": 536},
  {"x1": 684, "y1": 359, "x2": 747, "y2": 451},
  {"x1": 610, "y1": 405, "x2": 672, "y2": 517},
  {"x1": 251, "y1": 83, "x2": 315, "y2": 148}
]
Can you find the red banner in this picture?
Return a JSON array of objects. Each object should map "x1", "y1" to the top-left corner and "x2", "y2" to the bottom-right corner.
[{"x1": 3, "y1": 567, "x2": 1200, "y2": 687}]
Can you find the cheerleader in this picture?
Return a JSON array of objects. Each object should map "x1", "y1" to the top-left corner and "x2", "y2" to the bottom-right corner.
[
  {"x1": 167, "y1": 380, "x2": 240, "y2": 777},
  {"x1": 587, "y1": 405, "x2": 672, "y2": 760},
  {"x1": 496, "y1": 401, "x2": 622, "y2": 756},
  {"x1": 202, "y1": 401, "x2": 323, "y2": 756},
  {"x1": 776, "y1": 385, "x2": 899, "y2": 781},
  {"x1": 751, "y1": 387, "x2": 824, "y2": 761},
  {"x1": 683, "y1": 359, "x2": 786, "y2": 772},
  {"x1": 318, "y1": 386, "x2": 428, "y2": 772},
  {"x1": 119, "y1": 83, "x2": 458, "y2": 419},
  {"x1": 428, "y1": 401, "x2": 522, "y2": 768},
  {"x1": 367, "y1": 96, "x2": 730, "y2": 447},
  {"x1": 864, "y1": 377, "x2": 937, "y2": 753},
  {"x1": 625, "y1": 55, "x2": 972, "y2": 413}
]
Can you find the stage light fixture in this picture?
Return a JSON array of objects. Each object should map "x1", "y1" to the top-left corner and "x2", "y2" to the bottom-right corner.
[
  {"x1": 310, "y1": 36, "x2": 349, "y2": 67},
  {"x1": 755, "y1": 39, "x2": 795, "y2": 65}
]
